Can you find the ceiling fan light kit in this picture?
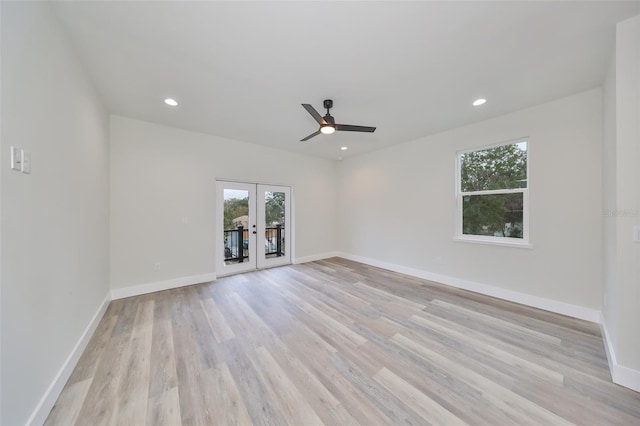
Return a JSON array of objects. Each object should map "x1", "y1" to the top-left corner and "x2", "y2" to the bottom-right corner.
[
  {"x1": 300, "y1": 99, "x2": 376, "y2": 142},
  {"x1": 320, "y1": 125, "x2": 335, "y2": 135}
]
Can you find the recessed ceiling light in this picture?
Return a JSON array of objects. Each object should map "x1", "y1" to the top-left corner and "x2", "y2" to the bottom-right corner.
[
  {"x1": 341, "y1": 146, "x2": 348, "y2": 151},
  {"x1": 472, "y1": 98, "x2": 487, "y2": 107},
  {"x1": 164, "y1": 98, "x2": 178, "y2": 107}
]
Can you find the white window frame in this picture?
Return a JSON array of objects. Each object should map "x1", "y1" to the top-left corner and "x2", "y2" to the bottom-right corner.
[{"x1": 455, "y1": 138, "x2": 531, "y2": 248}]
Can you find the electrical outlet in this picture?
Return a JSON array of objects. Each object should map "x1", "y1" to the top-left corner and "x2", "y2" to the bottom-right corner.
[
  {"x1": 10, "y1": 146, "x2": 22, "y2": 171},
  {"x1": 21, "y1": 151, "x2": 31, "y2": 174},
  {"x1": 153, "y1": 262, "x2": 161, "y2": 271}
]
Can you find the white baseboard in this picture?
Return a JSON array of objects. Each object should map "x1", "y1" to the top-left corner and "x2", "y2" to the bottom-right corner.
[
  {"x1": 600, "y1": 313, "x2": 616, "y2": 375},
  {"x1": 600, "y1": 315, "x2": 640, "y2": 392},
  {"x1": 111, "y1": 272, "x2": 217, "y2": 300},
  {"x1": 337, "y1": 252, "x2": 601, "y2": 323},
  {"x1": 27, "y1": 294, "x2": 111, "y2": 426},
  {"x1": 293, "y1": 251, "x2": 339, "y2": 265}
]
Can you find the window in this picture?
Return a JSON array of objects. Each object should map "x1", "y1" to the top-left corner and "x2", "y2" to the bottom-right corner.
[{"x1": 456, "y1": 140, "x2": 529, "y2": 246}]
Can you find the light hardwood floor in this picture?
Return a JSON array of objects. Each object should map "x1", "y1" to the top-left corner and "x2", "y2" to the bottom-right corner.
[{"x1": 45, "y1": 258, "x2": 640, "y2": 425}]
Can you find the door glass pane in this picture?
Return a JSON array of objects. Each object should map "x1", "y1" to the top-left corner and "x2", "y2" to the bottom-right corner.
[
  {"x1": 264, "y1": 191, "x2": 286, "y2": 259},
  {"x1": 223, "y1": 189, "x2": 250, "y2": 265}
]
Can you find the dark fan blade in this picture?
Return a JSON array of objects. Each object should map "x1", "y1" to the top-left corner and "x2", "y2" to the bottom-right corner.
[
  {"x1": 335, "y1": 124, "x2": 376, "y2": 133},
  {"x1": 302, "y1": 104, "x2": 326, "y2": 125},
  {"x1": 300, "y1": 130, "x2": 321, "y2": 141}
]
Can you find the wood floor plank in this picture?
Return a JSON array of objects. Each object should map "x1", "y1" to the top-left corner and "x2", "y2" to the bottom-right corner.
[
  {"x1": 235, "y1": 280, "x2": 298, "y2": 337},
  {"x1": 148, "y1": 291, "x2": 178, "y2": 398},
  {"x1": 373, "y1": 367, "x2": 467, "y2": 426},
  {"x1": 45, "y1": 258, "x2": 640, "y2": 426},
  {"x1": 200, "y1": 297, "x2": 236, "y2": 343},
  {"x1": 270, "y1": 280, "x2": 368, "y2": 347},
  {"x1": 203, "y1": 362, "x2": 253, "y2": 426},
  {"x1": 276, "y1": 271, "x2": 376, "y2": 325},
  {"x1": 352, "y1": 280, "x2": 427, "y2": 311},
  {"x1": 410, "y1": 312, "x2": 565, "y2": 385},
  {"x1": 266, "y1": 337, "x2": 357, "y2": 425},
  {"x1": 374, "y1": 315, "x2": 519, "y2": 389},
  {"x1": 283, "y1": 326, "x2": 393, "y2": 425},
  {"x1": 65, "y1": 313, "x2": 119, "y2": 386},
  {"x1": 329, "y1": 352, "x2": 428, "y2": 425},
  {"x1": 146, "y1": 386, "x2": 181, "y2": 426},
  {"x1": 250, "y1": 346, "x2": 324, "y2": 425},
  {"x1": 223, "y1": 285, "x2": 358, "y2": 425},
  {"x1": 424, "y1": 298, "x2": 611, "y2": 380},
  {"x1": 116, "y1": 299, "x2": 155, "y2": 426},
  {"x1": 391, "y1": 333, "x2": 573, "y2": 425},
  {"x1": 563, "y1": 369, "x2": 640, "y2": 418},
  {"x1": 222, "y1": 292, "x2": 278, "y2": 350},
  {"x1": 170, "y1": 288, "x2": 211, "y2": 425},
  {"x1": 183, "y1": 286, "x2": 225, "y2": 370},
  {"x1": 218, "y1": 294, "x2": 289, "y2": 426},
  {"x1": 378, "y1": 312, "x2": 633, "y2": 425},
  {"x1": 222, "y1": 339, "x2": 288, "y2": 426},
  {"x1": 44, "y1": 378, "x2": 93, "y2": 426},
  {"x1": 351, "y1": 337, "x2": 485, "y2": 423},
  {"x1": 71, "y1": 298, "x2": 140, "y2": 425},
  {"x1": 430, "y1": 298, "x2": 563, "y2": 345}
]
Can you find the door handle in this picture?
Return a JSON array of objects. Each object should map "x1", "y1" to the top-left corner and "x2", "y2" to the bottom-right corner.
[{"x1": 252, "y1": 231, "x2": 257, "y2": 234}]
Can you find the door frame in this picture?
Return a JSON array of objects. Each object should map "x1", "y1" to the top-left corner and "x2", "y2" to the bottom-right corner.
[{"x1": 215, "y1": 179, "x2": 294, "y2": 277}]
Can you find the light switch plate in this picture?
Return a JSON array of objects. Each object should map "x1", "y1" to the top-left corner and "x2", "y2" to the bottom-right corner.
[
  {"x1": 21, "y1": 152, "x2": 31, "y2": 174},
  {"x1": 634, "y1": 225, "x2": 640, "y2": 243},
  {"x1": 10, "y1": 146, "x2": 22, "y2": 171}
]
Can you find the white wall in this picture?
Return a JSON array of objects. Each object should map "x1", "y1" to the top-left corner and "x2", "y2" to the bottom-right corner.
[
  {"x1": 338, "y1": 89, "x2": 603, "y2": 312},
  {"x1": 0, "y1": 2, "x2": 110, "y2": 425},
  {"x1": 602, "y1": 14, "x2": 640, "y2": 384},
  {"x1": 110, "y1": 116, "x2": 337, "y2": 291},
  {"x1": 613, "y1": 14, "x2": 640, "y2": 374},
  {"x1": 1, "y1": 3, "x2": 4, "y2": 423}
]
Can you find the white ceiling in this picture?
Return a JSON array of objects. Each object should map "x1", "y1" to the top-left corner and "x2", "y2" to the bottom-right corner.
[{"x1": 52, "y1": 1, "x2": 639, "y2": 160}]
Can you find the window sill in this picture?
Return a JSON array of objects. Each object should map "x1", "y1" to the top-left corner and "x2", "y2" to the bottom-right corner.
[{"x1": 454, "y1": 236, "x2": 533, "y2": 249}]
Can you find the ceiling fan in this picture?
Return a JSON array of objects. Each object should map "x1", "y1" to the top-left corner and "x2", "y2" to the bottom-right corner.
[{"x1": 300, "y1": 99, "x2": 376, "y2": 141}]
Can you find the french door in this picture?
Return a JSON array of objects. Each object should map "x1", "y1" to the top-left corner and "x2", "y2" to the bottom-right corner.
[{"x1": 216, "y1": 181, "x2": 291, "y2": 276}]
